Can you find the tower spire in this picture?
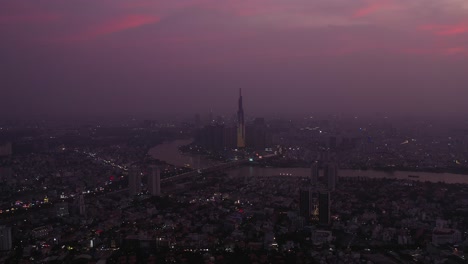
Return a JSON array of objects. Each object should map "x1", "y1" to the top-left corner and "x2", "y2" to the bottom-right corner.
[{"x1": 237, "y1": 89, "x2": 245, "y2": 148}]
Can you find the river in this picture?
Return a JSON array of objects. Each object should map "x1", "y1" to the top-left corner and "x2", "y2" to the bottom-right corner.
[{"x1": 149, "y1": 140, "x2": 468, "y2": 184}]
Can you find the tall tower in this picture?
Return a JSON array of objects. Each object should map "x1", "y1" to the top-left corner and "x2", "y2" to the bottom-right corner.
[
  {"x1": 237, "y1": 89, "x2": 246, "y2": 148},
  {"x1": 299, "y1": 189, "x2": 312, "y2": 219},
  {"x1": 310, "y1": 162, "x2": 319, "y2": 186},
  {"x1": 0, "y1": 226, "x2": 12, "y2": 251},
  {"x1": 129, "y1": 166, "x2": 141, "y2": 196},
  {"x1": 148, "y1": 165, "x2": 161, "y2": 196},
  {"x1": 318, "y1": 191, "x2": 330, "y2": 226},
  {"x1": 79, "y1": 194, "x2": 86, "y2": 217},
  {"x1": 326, "y1": 163, "x2": 337, "y2": 191}
]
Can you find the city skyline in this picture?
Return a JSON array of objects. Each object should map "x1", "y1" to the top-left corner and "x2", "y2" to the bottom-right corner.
[
  {"x1": 2, "y1": 1, "x2": 468, "y2": 260},
  {"x1": 1, "y1": 0, "x2": 468, "y2": 119}
]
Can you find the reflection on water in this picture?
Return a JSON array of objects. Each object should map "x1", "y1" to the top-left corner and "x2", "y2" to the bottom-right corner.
[{"x1": 149, "y1": 140, "x2": 468, "y2": 184}]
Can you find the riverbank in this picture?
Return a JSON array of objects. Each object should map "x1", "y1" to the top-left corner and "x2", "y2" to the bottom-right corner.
[{"x1": 149, "y1": 140, "x2": 468, "y2": 184}]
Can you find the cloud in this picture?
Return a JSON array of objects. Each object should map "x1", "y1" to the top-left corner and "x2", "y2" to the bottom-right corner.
[
  {"x1": 420, "y1": 21, "x2": 468, "y2": 36},
  {"x1": 352, "y1": 0, "x2": 393, "y2": 18},
  {"x1": 402, "y1": 46, "x2": 468, "y2": 56},
  {"x1": 437, "y1": 24, "x2": 468, "y2": 35},
  {"x1": 443, "y1": 46, "x2": 467, "y2": 55},
  {"x1": 59, "y1": 14, "x2": 160, "y2": 42}
]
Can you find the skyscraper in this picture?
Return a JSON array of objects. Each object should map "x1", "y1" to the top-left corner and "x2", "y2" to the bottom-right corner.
[
  {"x1": 310, "y1": 162, "x2": 319, "y2": 186},
  {"x1": 0, "y1": 226, "x2": 12, "y2": 251},
  {"x1": 223, "y1": 126, "x2": 237, "y2": 149},
  {"x1": 318, "y1": 191, "x2": 330, "y2": 226},
  {"x1": 148, "y1": 165, "x2": 161, "y2": 196},
  {"x1": 246, "y1": 118, "x2": 269, "y2": 150},
  {"x1": 79, "y1": 194, "x2": 86, "y2": 216},
  {"x1": 55, "y1": 202, "x2": 69, "y2": 217},
  {"x1": 299, "y1": 189, "x2": 312, "y2": 219},
  {"x1": 129, "y1": 166, "x2": 141, "y2": 196},
  {"x1": 325, "y1": 163, "x2": 337, "y2": 191},
  {"x1": 237, "y1": 89, "x2": 246, "y2": 148},
  {"x1": 0, "y1": 142, "x2": 12, "y2": 156}
]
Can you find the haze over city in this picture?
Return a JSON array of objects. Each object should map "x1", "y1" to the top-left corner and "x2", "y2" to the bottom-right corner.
[
  {"x1": 2, "y1": 1, "x2": 468, "y2": 263},
  {"x1": 2, "y1": 0, "x2": 468, "y2": 119}
]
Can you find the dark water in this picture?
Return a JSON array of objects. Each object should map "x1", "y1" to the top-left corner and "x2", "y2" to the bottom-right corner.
[
  {"x1": 148, "y1": 139, "x2": 221, "y2": 169},
  {"x1": 149, "y1": 140, "x2": 468, "y2": 184}
]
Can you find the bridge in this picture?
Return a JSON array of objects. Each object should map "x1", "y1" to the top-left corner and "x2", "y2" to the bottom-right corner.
[
  {"x1": 161, "y1": 153, "x2": 278, "y2": 183},
  {"x1": 162, "y1": 159, "x2": 249, "y2": 183}
]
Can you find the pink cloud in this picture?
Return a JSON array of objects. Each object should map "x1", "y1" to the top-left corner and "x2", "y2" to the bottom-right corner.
[
  {"x1": 401, "y1": 48, "x2": 435, "y2": 55},
  {"x1": 401, "y1": 46, "x2": 468, "y2": 56},
  {"x1": 438, "y1": 25, "x2": 468, "y2": 36},
  {"x1": 60, "y1": 14, "x2": 160, "y2": 42},
  {"x1": 443, "y1": 46, "x2": 467, "y2": 55},
  {"x1": 420, "y1": 22, "x2": 468, "y2": 36},
  {"x1": 352, "y1": 0, "x2": 391, "y2": 18}
]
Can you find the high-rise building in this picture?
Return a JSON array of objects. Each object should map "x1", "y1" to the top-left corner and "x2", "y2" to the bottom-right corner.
[
  {"x1": 310, "y1": 162, "x2": 319, "y2": 186},
  {"x1": 79, "y1": 194, "x2": 86, "y2": 216},
  {"x1": 148, "y1": 165, "x2": 161, "y2": 196},
  {"x1": 237, "y1": 89, "x2": 246, "y2": 148},
  {"x1": 0, "y1": 142, "x2": 12, "y2": 156},
  {"x1": 320, "y1": 151, "x2": 330, "y2": 163},
  {"x1": 0, "y1": 226, "x2": 12, "y2": 251},
  {"x1": 55, "y1": 202, "x2": 69, "y2": 217},
  {"x1": 299, "y1": 189, "x2": 312, "y2": 219},
  {"x1": 246, "y1": 118, "x2": 269, "y2": 150},
  {"x1": 318, "y1": 191, "x2": 330, "y2": 226},
  {"x1": 223, "y1": 126, "x2": 237, "y2": 149},
  {"x1": 325, "y1": 163, "x2": 337, "y2": 191},
  {"x1": 129, "y1": 166, "x2": 141, "y2": 196},
  {"x1": 196, "y1": 124, "x2": 225, "y2": 151}
]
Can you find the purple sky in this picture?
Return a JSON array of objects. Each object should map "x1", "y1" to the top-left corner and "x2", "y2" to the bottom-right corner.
[{"x1": 1, "y1": 0, "x2": 468, "y2": 119}]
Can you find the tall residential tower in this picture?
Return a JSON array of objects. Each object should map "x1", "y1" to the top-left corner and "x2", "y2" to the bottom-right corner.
[
  {"x1": 237, "y1": 89, "x2": 246, "y2": 148},
  {"x1": 129, "y1": 166, "x2": 141, "y2": 196},
  {"x1": 148, "y1": 165, "x2": 161, "y2": 196}
]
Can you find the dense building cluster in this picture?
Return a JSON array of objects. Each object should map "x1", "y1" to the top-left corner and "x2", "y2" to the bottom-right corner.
[{"x1": 1, "y1": 113, "x2": 468, "y2": 263}]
